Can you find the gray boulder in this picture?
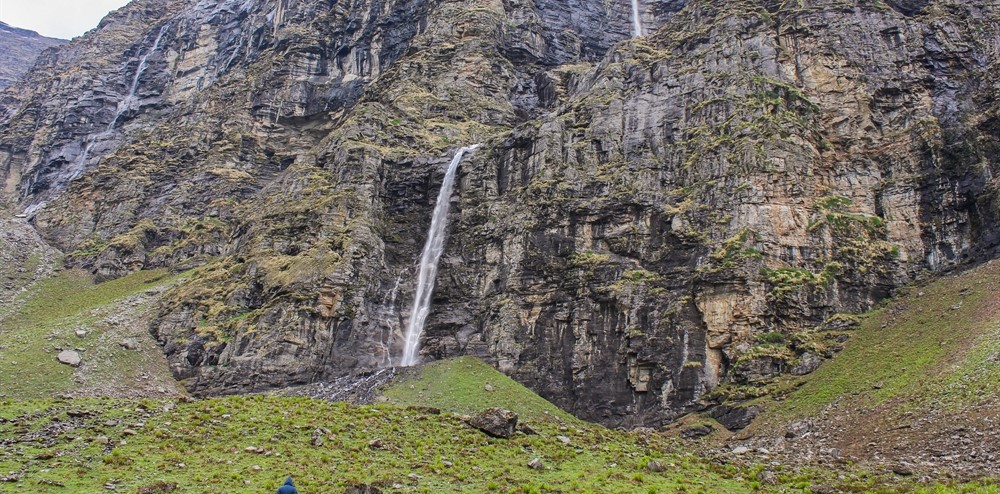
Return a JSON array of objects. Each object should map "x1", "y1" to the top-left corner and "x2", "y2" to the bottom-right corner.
[
  {"x1": 468, "y1": 408, "x2": 518, "y2": 438},
  {"x1": 57, "y1": 350, "x2": 81, "y2": 367}
]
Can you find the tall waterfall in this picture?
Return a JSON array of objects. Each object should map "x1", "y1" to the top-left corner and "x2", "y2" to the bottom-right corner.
[
  {"x1": 400, "y1": 145, "x2": 479, "y2": 367},
  {"x1": 109, "y1": 24, "x2": 169, "y2": 131},
  {"x1": 631, "y1": 0, "x2": 643, "y2": 37}
]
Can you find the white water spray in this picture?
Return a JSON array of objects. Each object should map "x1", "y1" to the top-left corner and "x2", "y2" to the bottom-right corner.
[
  {"x1": 70, "y1": 140, "x2": 96, "y2": 181},
  {"x1": 109, "y1": 24, "x2": 169, "y2": 131},
  {"x1": 630, "y1": 0, "x2": 643, "y2": 37},
  {"x1": 376, "y1": 272, "x2": 405, "y2": 367},
  {"x1": 400, "y1": 145, "x2": 479, "y2": 367}
]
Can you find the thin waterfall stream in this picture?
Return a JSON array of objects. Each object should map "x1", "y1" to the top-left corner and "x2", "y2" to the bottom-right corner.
[
  {"x1": 400, "y1": 145, "x2": 479, "y2": 366},
  {"x1": 108, "y1": 24, "x2": 169, "y2": 131},
  {"x1": 631, "y1": 0, "x2": 643, "y2": 37}
]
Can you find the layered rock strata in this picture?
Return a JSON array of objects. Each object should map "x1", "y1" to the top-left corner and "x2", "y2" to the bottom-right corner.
[{"x1": 1, "y1": 0, "x2": 998, "y2": 427}]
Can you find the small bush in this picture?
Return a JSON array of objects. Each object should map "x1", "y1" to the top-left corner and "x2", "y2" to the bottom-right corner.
[{"x1": 758, "y1": 332, "x2": 785, "y2": 344}]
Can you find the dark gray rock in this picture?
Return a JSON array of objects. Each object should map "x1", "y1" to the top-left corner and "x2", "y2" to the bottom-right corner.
[
  {"x1": 468, "y1": 408, "x2": 518, "y2": 438},
  {"x1": 790, "y1": 353, "x2": 823, "y2": 376},
  {"x1": 0, "y1": 22, "x2": 65, "y2": 89},
  {"x1": 680, "y1": 424, "x2": 714, "y2": 439},
  {"x1": 784, "y1": 421, "x2": 813, "y2": 440},
  {"x1": 710, "y1": 404, "x2": 762, "y2": 432}
]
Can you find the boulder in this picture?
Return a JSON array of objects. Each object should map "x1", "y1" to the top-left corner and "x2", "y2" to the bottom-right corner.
[
  {"x1": 790, "y1": 353, "x2": 823, "y2": 376},
  {"x1": 710, "y1": 404, "x2": 762, "y2": 431},
  {"x1": 468, "y1": 408, "x2": 518, "y2": 438},
  {"x1": 680, "y1": 424, "x2": 714, "y2": 439},
  {"x1": 57, "y1": 350, "x2": 81, "y2": 367}
]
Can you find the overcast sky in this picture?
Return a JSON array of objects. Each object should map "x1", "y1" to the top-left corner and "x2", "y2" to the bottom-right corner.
[{"x1": 0, "y1": 0, "x2": 132, "y2": 40}]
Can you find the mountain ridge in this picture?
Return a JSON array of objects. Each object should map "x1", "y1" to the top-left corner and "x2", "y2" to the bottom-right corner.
[
  {"x1": 0, "y1": 21, "x2": 66, "y2": 90},
  {"x1": 1, "y1": 0, "x2": 998, "y2": 430}
]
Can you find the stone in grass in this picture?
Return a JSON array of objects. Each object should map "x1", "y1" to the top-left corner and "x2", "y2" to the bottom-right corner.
[
  {"x1": 310, "y1": 429, "x2": 325, "y2": 447},
  {"x1": 680, "y1": 424, "x2": 714, "y2": 439},
  {"x1": 368, "y1": 438, "x2": 391, "y2": 450},
  {"x1": 467, "y1": 408, "x2": 518, "y2": 438},
  {"x1": 137, "y1": 481, "x2": 178, "y2": 494},
  {"x1": 57, "y1": 350, "x2": 82, "y2": 367},
  {"x1": 758, "y1": 470, "x2": 779, "y2": 485},
  {"x1": 528, "y1": 457, "x2": 544, "y2": 470},
  {"x1": 344, "y1": 484, "x2": 382, "y2": 494}
]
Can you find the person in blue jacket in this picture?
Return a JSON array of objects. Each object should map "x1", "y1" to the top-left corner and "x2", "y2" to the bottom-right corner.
[{"x1": 277, "y1": 476, "x2": 298, "y2": 494}]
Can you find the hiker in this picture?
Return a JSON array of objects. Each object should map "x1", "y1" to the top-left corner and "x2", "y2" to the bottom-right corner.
[{"x1": 277, "y1": 476, "x2": 298, "y2": 494}]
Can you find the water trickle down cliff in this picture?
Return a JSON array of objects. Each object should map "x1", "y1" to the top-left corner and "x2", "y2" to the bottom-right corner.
[
  {"x1": 401, "y1": 145, "x2": 480, "y2": 367},
  {"x1": 631, "y1": 0, "x2": 644, "y2": 37},
  {"x1": 109, "y1": 23, "x2": 171, "y2": 132}
]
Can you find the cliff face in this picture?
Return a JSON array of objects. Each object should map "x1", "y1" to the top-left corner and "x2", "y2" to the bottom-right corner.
[
  {"x1": 0, "y1": 22, "x2": 66, "y2": 89},
  {"x1": 1, "y1": 0, "x2": 998, "y2": 427}
]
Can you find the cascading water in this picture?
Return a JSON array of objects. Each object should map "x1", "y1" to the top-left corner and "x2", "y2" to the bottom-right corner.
[
  {"x1": 376, "y1": 272, "x2": 405, "y2": 367},
  {"x1": 399, "y1": 145, "x2": 480, "y2": 367},
  {"x1": 631, "y1": 0, "x2": 643, "y2": 37},
  {"x1": 108, "y1": 24, "x2": 169, "y2": 131},
  {"x1": 69, "y1": 140, "x2": 96, "y2": 181}
]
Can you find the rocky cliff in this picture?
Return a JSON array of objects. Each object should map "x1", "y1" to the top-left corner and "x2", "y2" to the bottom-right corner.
[
  {"x1": 0, "y1": 22, "x2": 66, "y2": 89},
  {"x1": 1, "y1": 0, "x2": 998, "y2": 428}
]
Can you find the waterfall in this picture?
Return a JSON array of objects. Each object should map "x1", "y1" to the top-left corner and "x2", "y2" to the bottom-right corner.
[
  {"x1": 69, "y1": 139, "x2": 96, "y2": 181},
  {"x1": 631, "y1": 0, "x2": 643, "y2": 37},
  {"x1": 376, "y1": 272, "x2": 405, "y2": 367},
  {"x1": 400, "y1": 145, "x2": 480, "y2": 367},
  {"x1": 108, "y1": 24, "x2": 169, "y2": 131}
]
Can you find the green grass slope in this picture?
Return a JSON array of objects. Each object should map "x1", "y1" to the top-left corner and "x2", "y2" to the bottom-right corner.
[
  {"x1": 2, "y1": 355, "x2": 995, "y2": 493},
  {"x1": 753, "y1": 259, "x2": 1000, "y2": 424},
  {"x1": 382, "y1": 356, "x2": 576, "y2": 423},
  {"x1": 0, "y1": 268, "x2": 184, "y2": 398},
  {"x1": 724, "y1": 260, "x2": 1000, "y2": 484},
  {"x1": 0, "y1": 394, "x2": 755, "y2": 494}
]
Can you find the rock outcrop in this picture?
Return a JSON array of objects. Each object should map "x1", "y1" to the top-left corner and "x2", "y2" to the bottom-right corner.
[
  {"x1": 0, "y1": 22, "x2": 65, "y2": 90},
  {"x1": 467, "y1": 407, "x2": 519, "y2": 438},
  {"x1": 1, "y1": 0, "x2": 999, "y2": 428}
]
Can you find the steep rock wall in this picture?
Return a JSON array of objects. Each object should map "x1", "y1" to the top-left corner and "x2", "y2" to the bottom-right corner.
[{"x1": 1, "y1": 0, "x2": 998, "y2": 427}]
